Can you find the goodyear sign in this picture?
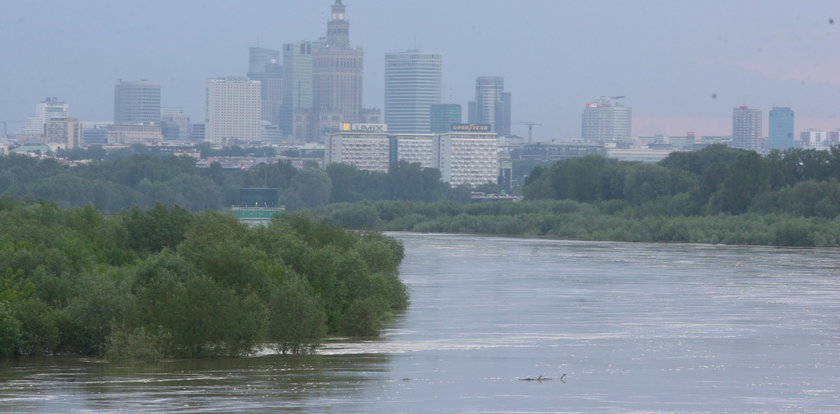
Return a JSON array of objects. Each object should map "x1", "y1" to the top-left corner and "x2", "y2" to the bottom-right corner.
[
  {"x1": 451, "y1": 123, "x2": 491, "y2": 132},
  {"x1": 341, "y1": 123, "x2": 387, "y2": 133}
]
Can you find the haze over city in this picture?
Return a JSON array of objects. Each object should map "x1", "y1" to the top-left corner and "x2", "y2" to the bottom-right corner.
[{"x1": 1, "y1": 0, "x2": 838, "y2": 139}]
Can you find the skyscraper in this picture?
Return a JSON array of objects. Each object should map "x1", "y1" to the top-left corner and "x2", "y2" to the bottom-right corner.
[
  {"x1": 281, "y1": 41, "x2": 314, "y2": 139},
  {"x1": 247, "y1": 47, "x2": 283, "y2": 127},
  {"x1": 205, "y1": 77, "x2": 261, "y2": 146},
  {"x1": 581, "y1": 96, "x2": 632, "y2": 141},
  {"x1": 313, "y1": 0, "x2": 363, "y2": 127},
  {"x1": 430, "y1": 103, "x2": 462, "y2": 133},
  {"x1": 384, "y1": 51, "x2": 442, "y2": 133},
  {"x1": 768, "y1": 107, "x2": 794, "y2": 150},
  {"x1": 114, "y1": 79, "x2": 160, "y2": 124},
  {"x1": 475, "y1": 76, "x2": 503, "y2": 129},
  {"x1": 732, "y1": 106, "x2": 762, "y2": 151}
]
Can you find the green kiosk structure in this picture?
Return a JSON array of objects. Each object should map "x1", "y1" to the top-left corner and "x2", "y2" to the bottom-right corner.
[{"x1": 231, "y1": 188, "x2": 285, "y2": 225}]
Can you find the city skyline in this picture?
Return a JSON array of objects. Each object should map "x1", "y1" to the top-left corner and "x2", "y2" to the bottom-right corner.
[{"x1": 1, "y1": 1, "x2": 838, "y2": 139}]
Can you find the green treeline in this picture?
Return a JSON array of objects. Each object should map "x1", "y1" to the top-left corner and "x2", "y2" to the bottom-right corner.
[
  {"x1": 0, "y1": 200, "x2": 407, "y2": 359},
  {"x1": 312, "y1": 145, "x2": 840, "y2": 247},
  {"x1": 0, "y1": 152, "x2": 470, "y2": 212}
]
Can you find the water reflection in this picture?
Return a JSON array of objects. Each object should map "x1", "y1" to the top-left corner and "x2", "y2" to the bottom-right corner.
[{"x1": 0, "y1": 354, "x2": 391, "y2": 412}]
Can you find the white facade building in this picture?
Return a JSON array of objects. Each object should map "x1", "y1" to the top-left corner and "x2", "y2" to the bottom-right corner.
[
  {"x1": 435, "y1": 132, "x2": 498, "y2": 186},
  {"x1": 107, "y1": 123, "x2": 164, "y2": 145},
  {"x1": 206, "y1": 77, "x2": 262, "y2": 146},
  {"x1": 23, "y1": 98, "x2": 69, "y2": 134},
  {"x1": 326, "y1": 131, "x2": 391, "y2": 172},
  {"x1": 800, "y1": 129, "x2": 828, "y2": 149},
  {"x1": 326, "y1": 127, "x2": 499, "y2": 186},
  {"x1": 390, "y1": 134, "x2": 435, "y2": 168},
  {"x1": 581, "y1": 97, "x2": 632, "y2": 142}
]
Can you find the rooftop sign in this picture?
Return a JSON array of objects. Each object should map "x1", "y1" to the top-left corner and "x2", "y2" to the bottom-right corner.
[
  {"x1": 451, "y1": 123, "x2": 491, "y2": 132},
  {"x1": 340, "y1": 123, "x2": 387, "y2": 133}
]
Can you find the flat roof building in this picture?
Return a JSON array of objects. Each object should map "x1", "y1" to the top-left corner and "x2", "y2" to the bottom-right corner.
[
  {"x1": 206, "y1": 77, "x2": 261, "y2": 146},
  {"x1": 384, "y1": 51, "x2": 442, "y2": 133},
  {"x1": 114, "y1": 80, "x2": 160, "y2": 124}
]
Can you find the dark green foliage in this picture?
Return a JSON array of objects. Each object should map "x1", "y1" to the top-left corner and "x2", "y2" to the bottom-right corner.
[
  {"x1": 0, "y1": 201, "x2": 407, "y2": 359},
  {"x1": 267, "y1": 275, "x2": 327, "y2": 354},
  {"x1": 122, "y1": 204, "x2": 193, "y2": 254}
]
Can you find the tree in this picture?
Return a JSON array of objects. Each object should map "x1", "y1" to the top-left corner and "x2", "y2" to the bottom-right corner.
[
  {"x1": 708, "y1": 152, "x2": 770, "y2": 214},
  {"x1": 267, "y1": 275, "x2": 326, "y2": 354},
  {"x1": 284, "y1": 168, "x2": 332, "y2": 210}
]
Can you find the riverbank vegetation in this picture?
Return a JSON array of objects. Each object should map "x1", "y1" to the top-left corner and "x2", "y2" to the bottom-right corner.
[
  {"x1": 311, "y1": 145, "x2": 840, "y2": 247},
  {"x1": 0, "y1": 200, "x2": 407, "y2": 359},
  {"x1": 0, "y1": 149, "x2": 469, "y2": 212}
]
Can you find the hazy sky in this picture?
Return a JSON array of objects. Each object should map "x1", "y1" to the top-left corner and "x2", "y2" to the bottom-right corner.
[{"x1": 1, "y1": 0, "x2": 838, "y2": 139}]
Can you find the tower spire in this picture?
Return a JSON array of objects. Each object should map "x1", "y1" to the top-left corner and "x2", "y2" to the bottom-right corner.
[{"x1": 326, "y1": 0, "x2": 350, "y2": 48}]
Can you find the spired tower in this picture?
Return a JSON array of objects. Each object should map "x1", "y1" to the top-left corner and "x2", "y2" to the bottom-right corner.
[{"x1": 313, "y1": 0, "x2": 364, "y2": 132}]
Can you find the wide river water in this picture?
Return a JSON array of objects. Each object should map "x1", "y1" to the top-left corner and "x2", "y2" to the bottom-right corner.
[{"x1": 1, "y1": 233, "x2": 839, "y2": 413}]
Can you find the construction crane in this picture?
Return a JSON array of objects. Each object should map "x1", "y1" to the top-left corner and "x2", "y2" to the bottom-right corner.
[{"x1": 513, "y1": 121, "x2": 542, "y2": 143}]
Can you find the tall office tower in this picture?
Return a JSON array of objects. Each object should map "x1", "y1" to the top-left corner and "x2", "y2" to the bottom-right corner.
[
  {"x1": 282, "y1": 41, "x2": 314, "y2": 139},
  {"x1": 160, "y1": 107, "x2": 191, "y2": 141},
  {"x1": 114, "y1": 79, "x2": 161, "y2": 124},
  {"x1": 475, "y1": 76, "x2": 506, "y2": 131},
  {"x1": 205, "y1": 77, "x2": 261, "y2": 146},
  {"x1": 495, "y1": 92, "x2": 512, "y2": 136},
  {"x1": 581, "y1": 96, "x2": 632, "y2": 142},
  {"x1": 23, "y1": 97, "x2": 69, "y2": 134},
  {"x1": 430, "y1": 103, "x2": 462, "y2": 133},
  {"x1": 247, "y1": 47, "x2": 283, "y2": 127},
  {"x1": 768, "y1": 107, "x2": 794, "y2": 150},
  {"x1": 731, "y1": 106, "x2": 762, "y2": 151},
  {"x1": 384, "y1": 51, "x2": 442, "y2": 133},
  {"x1": 313, "y1": 0, "x2": 364, "y2": 128}
]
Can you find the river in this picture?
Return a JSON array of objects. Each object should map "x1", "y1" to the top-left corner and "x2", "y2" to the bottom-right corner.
[{"x1": 1, "y1": 233, "x2": 839, "y2": 413}]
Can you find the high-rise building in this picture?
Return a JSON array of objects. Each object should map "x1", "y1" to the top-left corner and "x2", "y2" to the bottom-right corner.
[
  {"x1": 430, "y1": 104, "x2": 462, "y2": 133},
  {"x1": 247, "y1": 47, "x2": 283, "y2": 127},
  {"x1": 205, "y1": 77, "x2": 261, "y2": 146},
  {"x1": 475, "y1": 76, "x2": 503, "y2": 129},
  {"x1": 114, "y1": 79, "x2": 161, "y2": 124},
  {"x1": 282, "y1": 41, "x2": 314, "y2": 139},
  {"x1": 384, "y1": 51, "x2": 442, "y2": 133},
  {"x1": 23, "y1": 97, "x2": 69, "y2": 134},
  {"x1": 581, "y1": 96, "x2": 632, "y2": 142},
  {"x1": 768, "y1": 107, "x2": 794, "y2": 150},
  {"x1": 313, "y1": 0, "x2": 364, "y2": 130},
  {"x1": 731, "y1": 106, "x2": 762, "y2": 151}
]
